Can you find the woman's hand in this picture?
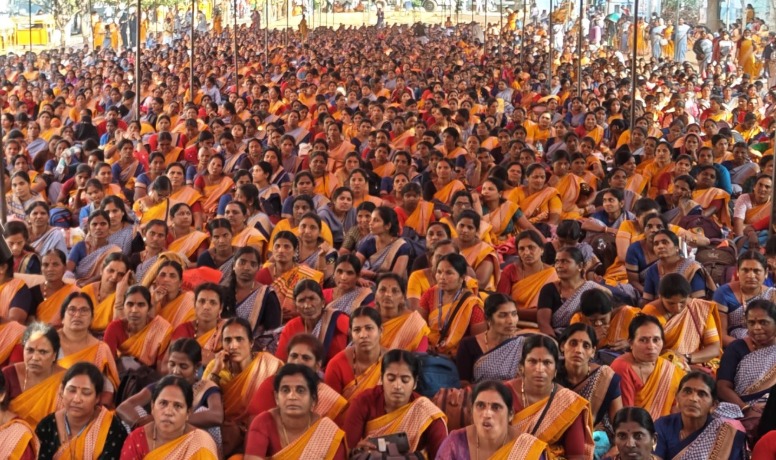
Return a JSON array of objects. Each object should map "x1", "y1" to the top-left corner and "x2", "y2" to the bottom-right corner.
[{"x1": 150, "y1": 283, "x2": 168, "y2": 306}]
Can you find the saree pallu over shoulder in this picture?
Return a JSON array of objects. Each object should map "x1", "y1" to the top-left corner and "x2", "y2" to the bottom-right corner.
[
  {"x1": 511, "y1": 266, "x2": 559, "y2": 309},
  {"x1": 0, "y1": 418, "x2": 39, "y2": 459},
  {"x1": 638, "y1": 357, "x2": 684, "y2": 421},
  {"x1": 74, "y1": 244, "x2": 122, "y2": 281},
  {"x1": 0, "y1": 278, "x2": 27, "y2": 318},
  {"x1": 745, "y1": 200, "x2": 771, "y2": 224},
  {"x1": 484, "y1": 201, "x2": 521, "y2": 241},
  {"x1": 53, "y1": 406, "x2": 114, "y2": 460},
  {"x1": 673, "y1": 417, "x2": 739, "y2": 460},
  {"x1": 58, "y1": 342, "x2": 120, "y2": 388},
  {"x1": 380, "y1": 310, "x2": 430, "y2": 351},
  {"x1": 428, "y1": 291, "x2": 481, "y2": 356},
  {"x1": 364, "y1": 397, "x2": 447, "y2": 452},
  {"x1": 168, "y1": 232, "x2": 209, "y2": 259},
  {"x1": 0, "y1": 321, "x2": 26, "y2": 364},
  {"x1": 364, "y1": 237, "x2": 408, "y2": 274},
  {"x1": 692, "y1": 187, "x2": 731, "y2": 226},
  {"x1": 510, "y1": 383, "x2": 595, "y2": 460},
  {"x1": 575, "y1": 365, "x2": 617, "y2": 427},
  {"x1": 134, "y1": 198, "x2": 182, "y2": 225},
  {"x1": 473, "y1": 335, "x2": 529, "y2": 383},
  {"x1": 552, "y1": 281, "x2": 607, "y2": 333},
  {"x1": 490, "y1": 433, "x2": 548, "y2": 460},
  {"x1": 171, "y1": 186, "x2": 203, "y2": 207},
  {"x1": 404, "y1": 201, "x2": 435, "y2": 236},
  {"x1": 221, "y1": 352, "x2": 283, "y2": 418},
  {"x1": 9, "y1": 369, "x2": 66, "y2": 425},
  {"x1": 35, "y1": 283, "x2": 80, "y2": 325},
  {"x1": 555, "y1": 174, "x2": 584, "y2": 219},
  {"x1": 118, "y1": 316, "x2": 172, "y2": 366},
  {"x1": 273, "y1": 417, "x2": 345, "y2": 460},
  {"x1": 271, "y1": 264, "x2": 324, "y2": 313},
  {"x1": 201, "y1": 178, "x2": 234, "y2": 213},
  {"x1": 81, "y1": 282, "x2": 116, "y2": 332},
  {"x1": 342, "y1": 357, "x2": 382, "y2": 400},
  {"x1": 144, "y1": 429, "x2": 219, "y2": 460},
  {"x1": 157, "y1": 291, "x2": 196, "y2": 329},
  {"x1": 315, "y1": 383, "x2": 349, "y2": 421},
  {"x1": 515, "y1": 186, "x2": 561, "y2": 223},
  {"x1": 327, "y1": 286, "x2": 373, "y2": 315},
  {"x1": 460, "y1": 241, "x2": 501, "y2": 291},
  {"x1": 645, "y1": 299, "x2": 721, "y2": 356},
  {"x1": 735, "y1": 343, "x2": 776, "y2": 397},
  {"x1": 433, "y1": 180, "x2": 466, "y2": 205}
]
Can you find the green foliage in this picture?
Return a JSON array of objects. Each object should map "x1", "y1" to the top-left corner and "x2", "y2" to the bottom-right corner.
[{"x1": 660, "y1": 0, "x2": 701, "y2": 24}]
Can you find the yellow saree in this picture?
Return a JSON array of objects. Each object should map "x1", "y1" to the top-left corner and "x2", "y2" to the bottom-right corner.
[
  {"x1": 364, "y1": 397, "x2": 447, "y2": 452},
  {"x1": 204, "y1": 352, "x2": 283, "y2": 418},
  {"x1": 433, "y1": 180, "x2": 466, "y2": 205},
  {"x1": 428, "y1": 290, "x2": 482, "y2": 356},
  {"x1": 381, "y1": 311, "x2": 431, "y2": 352},
  {"x1": 273, "y1": 417, "x2": 345, "y2": 460},
  {"x1": 509, "y1": 266, "x2": 558, "y2": 310},
  {"x1": 404, "y1": 201, "x2": 435, "y2": 237},
  {"x1": 572, "y1": 305, "x2": 640, "y2": 349},
  {"x1": 483, "y1": 201, "x2": 520, "y2": 242},
  {"x1": 643, "y1": 298, "x2": 721, "y2": 362},
  {"x1": 745, "y1": 199, "x2": 771, "y2": 225},
  {"x1": 460, "y1": 241, "x2": 501, "y2": 291},
  {"x1": 157, "y1": 291, "x2": 196, "y2": 329},
  {"x1": 316, "y1": 384, "x2": 349, "y2": 421},
  {"x1": 490, "y1": 433, "x2": 548, "y2": 460},
  {"x1": 0, "y1": 418, "x2": 38, "y2": 459},
  {"x1": 554, "y1": 174, "x2": 584, "y2": 219},
  {"x1": 510, "y1": 186, "x2": 562, "y2": 224},
  {"x1": 637, "y1": 356, "x2": 684, "y2": 421},
  {"x1": 0, "y1": 321, "x2": 25, "y2": 365},
  {"x1": 171, "y1": 186, "x2": 203, "y2": 208},
  {"x1": 510, "y1": 382, "x2": 594, "y2": 460},
  {"x1": 118, "y1": 316, "x2": 172, "y2": 366},
  {"x1": 9, "y1": 369, "x2": 66, "y2": 425},
  {"x1": 168, "y1": 231, "x2": 209, "y2": 259},
  {"x1": 692, "y1": 188, "x2": 731, "y2": 226},
  {"x1": 81, "y1": 282, "x2": 115, "y2": 332},
  {"x1": 35, "y1": 284, "x2": 80, "y2": 326},
  {"x1": 145, "y1": 429, "x2": 219, "y2": 460},
  {"x1": 0, "y1": 278, "x2": 27, "y2": 318},
  {"x1": 54, "y1": 406, "x2": 114, "y2": 459},
  {"x1": 201, "y1": 178, "x2": 234, "y2": 214},
  {"x1": 342, "y1": 357, "x2": 382, "y2": 400},
  {"x1": 133, "y1": 197, "x2": 181, "y2": 225},
  {"x1": 58, "y1": 342, "x2": 120, "y2": 388}
]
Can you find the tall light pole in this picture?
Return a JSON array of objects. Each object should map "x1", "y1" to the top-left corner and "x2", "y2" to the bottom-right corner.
[
  {"x1": 134, "y1": 3, "x2": 141, "y2": 122},
  {"x1": 286, "y1": 0, "x2": 289, "y2": 45},
  {"x1": 548, "y1": 0, "x2": 553, "y2": 92},
  {"x1": 630, "y1": 1, "x2": 639, "y2": 129},
  {"x1": 190, "y1": 0, "x2": 196, "y2": 103},
  {"x1": 498, "y1": 0, "x2": 502, "y2": 55},
  {"x1": 265, "y1": 0, "x2": 269, "y2": 65},
  {"x1": 577, "y1": 0, "x2": 583, "y2": 96},
  {"x1": 521, "y1": 0, "x2": 526, "y2": 64},
  {"x1": 88, "y1": 0, "x2": 94, "y2": 50},
  {"x1": 0, "y1": 124, "x2": 5, "y2": 222},
  {"x1": 234, "y1": 0, "x2": 239, "y2": 96},
  {"x1": 28, "y1": 0, "x2": 32, "y2": 53}
]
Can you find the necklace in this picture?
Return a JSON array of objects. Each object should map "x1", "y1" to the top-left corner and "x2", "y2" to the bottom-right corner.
[
  {"x1": 152, "y1": 423, "x2": 186, "y2": 450},
  {"x1": 64, "y1": 410, "x2": 93, "y2": 439},
  {"x1": 22, "y1": 367, "x2": 28, "y2": 392},
  {"x1": 280, "y1": 414, "x2": 312, "y2": 446},
  {"x1": 352, "y1": 348, "x2": 382, "y2": 388},
  {"x1": 475, "y1": 427, "x2": 508, "y2": 460}
]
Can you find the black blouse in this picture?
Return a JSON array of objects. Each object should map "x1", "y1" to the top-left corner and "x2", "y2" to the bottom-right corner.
[{"x1": 35, "y1": 411, "x2": 128, "y2": 460}]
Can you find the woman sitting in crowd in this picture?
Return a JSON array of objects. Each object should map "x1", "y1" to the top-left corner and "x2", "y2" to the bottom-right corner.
[
  {"x1": 0, "y1": 370, "x2": 38, "y2": 459},
  {"x1": 296, "y1": 213, "x2": 337, "y2": 281},
  {"x1": 116, "y1": 338, "x2": 223, "y2": 441},
  {"x1": 375, "y1": 273, "x2": 430, "y2": 352},
  {"x1": 120, "y1": 375, "x2": 219, "y2": 459},
  {"x1": 26, "y1": 201, "x2": 67, "y2": 256},
  {"x1": 7, "y1": 172, "x2": 43, "y2": 221},
  {"x1": 654, "y1": 372, "x2": 746, "y2": 460},
  {"x1": 35, "y1": 362, "x2": 127, "y2": 459},
  {"x1": 2, "y1": 322, "x2": 66, "y2": 426},
  {"x1": 643, "y1": 274, "x2": 722, "y2": 371},
  {"x1": 195, "y1": 155, "x2": 234, "y2": 216},
  {"x1": 67, "y1": 210, "x2": 121, "y2": 286},
  {"x1": 356, "y1": 206, "x2": 410, "y2": 279},
  {"x1": 196, "y1": 218, "x2": 237, "y2": 279},
  {"x1": 244, "y1": 364, "x2": 347, "y2": 459},
  {"x1": 344, "y1": 350, "x2": 448, "y2": 459},
  {"x1": 604, "y1": 407, "x2": 657, "y2": 460},
  {"x1": 340, "y1": 201, "x2": 376, "y2": 256},
  {"x1": 222, "y1": 246, "x2": 281, "y2": 339},
  {"x1": 171, "y1": 283, "x2": 225, "y2": 366},
  {"x1": 167, "y1": 162, "x2": 204, "y2": 231},
  {"x1": 131, "y1": 220, "x2": 168, "y2": 282},
  {"x1": 101, "y1": 195, "x2": 135, "y2": 254},
  {"x1": 456, "y1": 293, "x2": 524, "y2": 384},
  {"x1": 29, "y1": 249, "x2": 79, "y2": 326},
  {"x1": 56, "y1": 292, "x2": 118, "y2": 406},
  {"x1": 624, "y1": 212, "x2": 666, "y2": 294},
  {"x1": 506, "y1": 334, "x2": 595, "y2": 459},
  {"x1": 420, "y1": 253, "x2": 485, "y2": 356},
  {"x1": 437, "y1": 380, "x2": 549, "y2": 459},
  {"x1": 81, "y1": 252, "x2": 131, "y2": 334},
  {"x1": 141, "y1": 256, "x2": 195, "y2": 329},
  {"x1": 276, "y1": 280, "x2": 349, "y2": 365},
  {"x1": 641, "y1": 230, "x2": 709, "y2": 302},
  {"x1": 132, "y1": 176, "x2": 175, "y2": 227},
  {"x1": 257, "y1": 231, "x2": 324, "y2": 321},
  {"x1": 718, "y1": 299, "x2": 776, "y2": 436},
  {"x1": 167, "y1": 203, "x2": 209, "y2": 264},
  {"x1": 611, "y1": 314, "x2": 685, "y2": 421},
  {"x1": 455, "y1": 209, "x2": 501, "y2": 291},
  {"x1": 319, "y1": 187, "x2": 357, "y2": 249},
  {"x1": 324, "y1": 254, "x2": 374, "y2": 314}
]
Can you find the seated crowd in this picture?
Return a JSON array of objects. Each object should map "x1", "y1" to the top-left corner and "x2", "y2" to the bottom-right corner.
[{"x1": 2, "y1": 13, "x2": 776, "y2": 460}]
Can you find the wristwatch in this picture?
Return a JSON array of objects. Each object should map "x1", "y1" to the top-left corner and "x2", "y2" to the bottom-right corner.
[{"x1": 684, "y1": 353, "x2": 692, "y2": 364}]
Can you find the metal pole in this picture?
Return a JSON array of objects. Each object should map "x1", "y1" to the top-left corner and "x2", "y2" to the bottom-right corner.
[
  {"x1": 234, "y1": 0, "x2": 239, "y2": 95},
  {"x1": 771, "y1": 141, "x2": 776, "y2": 237},
  {"x1": 630, "y1": 2, "x2": 638, "y2": 129},
  {"x1": 28, "y1": 0, "x2": 31, "y2": 54},
  {"x1": 88, "y1": 0, "x2": 94, "y2": 50},
  {"x1": 548, "y1": 0, "x2": 553, "y2": 92},
  {"x1": 498, "y1": 0, "x2": 502, "y2": 55},
  {"x1": 286, "y1": 0, "x2": 289, "y2": 45},
  {"x1": 521, "y1": 1, "x2": 526, "y2": 64},
  {"x1": 135, "y1": 2, "x2": 141, "y2": 122},
  {"x1": 265, "y1": 0, "x2": 269, "y2": 66},
  {"x1": 191, "y1": 0, "x2": 196, "y2": 103},
  {"x1": 577, "y1": 0, "x2": 583, "y2": 96},
  {"x1": 0, "y1": 124, "x2": 5, "y2": 222}
]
